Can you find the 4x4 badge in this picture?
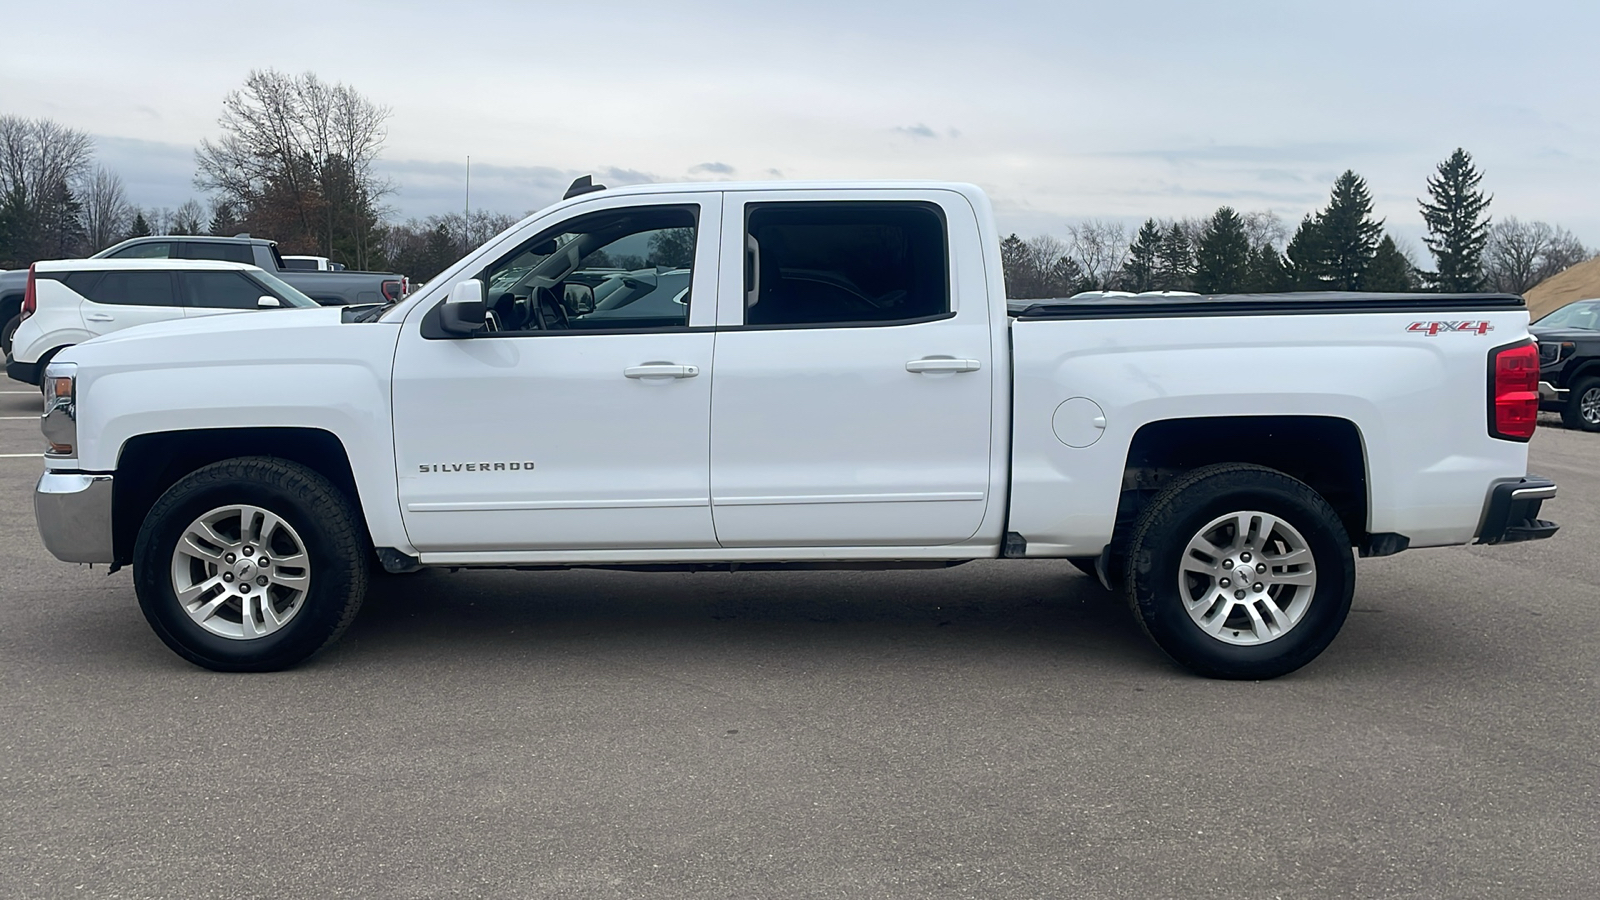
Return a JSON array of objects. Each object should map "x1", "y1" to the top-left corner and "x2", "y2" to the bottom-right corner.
[{"x1": 1407, "y1": 321, "x2": 1493, "y2": 336}]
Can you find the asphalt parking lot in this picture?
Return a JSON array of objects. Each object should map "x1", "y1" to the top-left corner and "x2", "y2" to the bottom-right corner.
[{"x1": 0, "y1": 387, "x2": 1595, "y2": 900}]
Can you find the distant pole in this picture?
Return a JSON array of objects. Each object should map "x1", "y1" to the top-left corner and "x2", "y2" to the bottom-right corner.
[{"x1": 464, "y1": 155, "x2": 471, "y2": 255}]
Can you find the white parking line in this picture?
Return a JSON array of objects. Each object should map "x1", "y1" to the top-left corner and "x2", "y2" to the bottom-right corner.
[
  {"x1": 0, "y1": 391, "x2": 37, "y2": 395},
  {"x1": 0, "y1": 452, "x2": 41, "y2": 458},
  {"x1": 0, "y1": 415, "x2": 39, "y2": 420}
]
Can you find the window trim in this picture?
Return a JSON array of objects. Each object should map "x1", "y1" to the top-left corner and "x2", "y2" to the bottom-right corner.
[
  {"x1": 419, "y1": 203, "x2": 704, "y2": 341},
  {"x1": 734, "y1": 199, "x2": 952, "y2": 330}
]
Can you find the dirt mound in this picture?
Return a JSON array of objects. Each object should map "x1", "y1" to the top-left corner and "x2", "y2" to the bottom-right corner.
[{"x1": 1525, "y1": 256, "x2": 1600, "y2": 321}]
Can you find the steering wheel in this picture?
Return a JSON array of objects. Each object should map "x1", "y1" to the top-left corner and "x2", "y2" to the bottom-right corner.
[{"x1": 533, "y1": 286, "x2": 569, "y2": 330}]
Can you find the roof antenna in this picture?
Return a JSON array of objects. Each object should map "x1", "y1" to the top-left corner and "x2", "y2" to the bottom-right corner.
[{"x1": 564, "y1": 175, "x2": 606, "y2": 200}]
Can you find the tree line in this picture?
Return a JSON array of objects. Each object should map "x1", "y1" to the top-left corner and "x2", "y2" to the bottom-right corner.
[
  {"x1": 4, "y1": 79, "x2": 1593, "y2": 291},
  {"x1": 1003, "y1": 149, "x2": 1592, "y2": 299}
]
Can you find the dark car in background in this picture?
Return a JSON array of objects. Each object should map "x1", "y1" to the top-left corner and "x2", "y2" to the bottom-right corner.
[{"x1": 1532, "y1": 298, "x2": 1600, "y2": 431}]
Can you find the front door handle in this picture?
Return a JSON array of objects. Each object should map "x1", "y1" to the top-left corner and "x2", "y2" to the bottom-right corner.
[
  {"x1": 85, "y1": 313, "x2": 114, "y2": 323},
  {"x1": 624, "y1": 363, "x2": 700, "y2": 379},
  {"x1": 906, "y1": 357, "x2": 981, "y2": 374}
]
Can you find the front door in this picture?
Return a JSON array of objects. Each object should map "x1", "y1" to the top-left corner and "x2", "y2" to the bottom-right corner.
[
  {"x1": 392, "y1": 193, "x2": 722, "y2": 552},
  {"x1": 708, "y1": 191, "x2": 996, "y2": 547}
]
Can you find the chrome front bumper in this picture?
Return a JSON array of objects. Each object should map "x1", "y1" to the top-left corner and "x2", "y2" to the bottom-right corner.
[
  {"x1": 35, "y1": 472, "x2": 115, "y2": 563},
  {"x1": 1539, "y1": 381, "x2": 1567, "y2": 402}
]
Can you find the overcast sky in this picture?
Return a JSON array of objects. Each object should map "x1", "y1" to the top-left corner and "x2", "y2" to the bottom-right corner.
[{"x1": 3, "y1": 0, "x2": 1598, "y2": 250}]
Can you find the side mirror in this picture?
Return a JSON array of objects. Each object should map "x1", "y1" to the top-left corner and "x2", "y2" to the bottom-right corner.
[
  {"x1": 440, "y1": 279, "x2": 487, "y2": 336},
  {"x1": 256, "y1": 295, "x2": 282, "y2": 309},
  {"x1": 564, "y1": 283, "x2": 596, "y2": 314}
]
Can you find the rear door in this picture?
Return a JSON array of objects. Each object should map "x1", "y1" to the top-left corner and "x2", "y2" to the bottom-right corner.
[
  {"x1": 77, "y1": 270, "x2": 184, "y2": 336},
  {"x1": 708, "y1": 190, "x2": 996, "y2": 547}
]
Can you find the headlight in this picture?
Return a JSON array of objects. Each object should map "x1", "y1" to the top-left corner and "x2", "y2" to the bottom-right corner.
[{"x1": 42, "y1": 361, "x2": 76, "y2": 457}]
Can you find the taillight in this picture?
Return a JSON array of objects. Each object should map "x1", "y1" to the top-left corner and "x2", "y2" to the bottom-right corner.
[
  {"x1": 1489, "y1": 341, "x2": 1539, "y2": 441},
  {"x1": 381, "y1": 279, "x2": 404, "y2": 302},
  {"x1": 21, "y1": 263, "x2": 37, "y2": 319}
]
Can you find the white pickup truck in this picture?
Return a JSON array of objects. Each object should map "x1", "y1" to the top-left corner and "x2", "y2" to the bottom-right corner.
[{"x1": 33, "y1": 181, "x2": 1559, "y2": 678}]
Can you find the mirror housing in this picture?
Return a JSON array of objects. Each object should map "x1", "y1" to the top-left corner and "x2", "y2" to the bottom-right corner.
[
  {"x1": 440, "y1": 280, "x2": 488, "y2": 336},
  {"x1": 256, "y1": 295, "x2": 282, "y2": 309},
  {"x1": 564, "y1": 283, "x2": 596, "y2": 315}
]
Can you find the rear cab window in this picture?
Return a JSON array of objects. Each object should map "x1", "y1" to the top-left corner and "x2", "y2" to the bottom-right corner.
[{"x1": 180, "y1": 242, "x2": 255, "y2": 265}]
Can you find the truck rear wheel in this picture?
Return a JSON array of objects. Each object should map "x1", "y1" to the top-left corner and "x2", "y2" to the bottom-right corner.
[
  {"x1": 133, "y1": 457, "x2": 368, "y2": 672},
  {"x1": 1125, "y1": 464, "x2": 1353, "y2": 679}
]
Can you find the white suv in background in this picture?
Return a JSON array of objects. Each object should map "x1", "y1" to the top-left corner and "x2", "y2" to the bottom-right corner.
[{"x1": 6, "y1": 259, "x2": 319, "y2": 385}]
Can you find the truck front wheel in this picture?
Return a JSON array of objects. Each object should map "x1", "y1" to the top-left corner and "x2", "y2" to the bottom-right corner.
[
  {"x1": 1125, "y1": 464, "x2": 1354, "y2": 679},
  {"x1": 1561, "y1": 376, "x2": 1600, "y2": 431},
  {"x1": 133, "y1": 458, "x2": 368, "y2": 672}
]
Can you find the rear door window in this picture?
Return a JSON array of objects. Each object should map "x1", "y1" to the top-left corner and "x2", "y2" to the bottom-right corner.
[
  {"x1": 181, "y1": 242, "x2": 255, "y2": 264},
  {"x1": 743, "y1": 203, "x2": 949, "y2": 327},
  {"x1": 82, "y1": 271, "x2": 180, "y2": 307}
]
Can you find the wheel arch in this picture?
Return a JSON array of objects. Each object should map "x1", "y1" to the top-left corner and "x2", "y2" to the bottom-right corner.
[
  {"x1": 1564, "y1": 357, "x2": 1600, "y2": 385},
  {"x1": 1110, "y1": 415, "x2": 1370, "y2": 562},
  {"x1": 112, "y1": 427, "x2": 366, "y2": 566}
]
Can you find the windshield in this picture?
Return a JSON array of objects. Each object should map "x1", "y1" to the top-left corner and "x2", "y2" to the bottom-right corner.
[
  {"x1": 1534, "y1": 299, "x2": 1600, "y2": 330},
  {"x1": 250, "y1": 270, "x2": 321, "y2": 308}
]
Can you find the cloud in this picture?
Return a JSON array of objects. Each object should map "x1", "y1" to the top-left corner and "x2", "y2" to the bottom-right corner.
[
  {"x1": 895, "y1": 124, "x2": 940, "y2": 140},
  {"x1": 691, "y1": 161, "x2": 735, "y2": 175}
]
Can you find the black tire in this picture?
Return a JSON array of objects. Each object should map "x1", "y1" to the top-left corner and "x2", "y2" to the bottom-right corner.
[
  {"x1": 32, "y1": 345, "x2": 66, "y2": 392},
  {"x1": 2, "y1": 312, "x2": 21, "y2": 357},
  {"x1": 1561, "y1": 376, "x2": 1600, "y2": 432},
  {"x1": 1125, "y1": 464, "x2": 1354, "y2": 680},
  {"x1": 133, "y1": 457, "x2": 368, "y2": 672}
]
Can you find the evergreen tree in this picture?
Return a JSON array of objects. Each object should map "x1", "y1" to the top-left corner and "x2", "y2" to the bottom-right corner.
[
  {"x1": 1366, "y1": 235, "x2": 1417, "y2": 291},
  {"x1": 1000, "y1": 233, "x2": 1030, "y2": 298},
  {"x1": 1244, "y1": 243, "x2": 1289, "y2": 292},
  {"x1": 0, "y1": 186, "x2": 34, "y2": 268},
  {"x1": 1318, "y1": 170, "x2": 1383, "y2": 290},
  {"x1": 126, "y1": 211, "x2": 152, "y2": 239},
  {"x1": 1284, "y1": 214, "x2": 1326, "y2": 289},
  {"x1": 208, "y1": 200, "x2": 243, "y2": 236},
  {"x1": 1155, "y1": 224, "x2": 1192, "y2": 290},
  {"x1": 1419, "y1": 148, "x2": 1491, "y2": 291},
  {"x1": 36, "y1": 182, "x2": 86, "y2": 258},
  {"x1": 1123, "y1": 219, "x2": 1161, "y2": 291},
  {"x1": 1193, "y1": 206, "x2": 1251, "y2": 293}
]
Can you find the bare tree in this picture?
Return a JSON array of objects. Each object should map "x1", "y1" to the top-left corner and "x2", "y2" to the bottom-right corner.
[
  {"x1": 1485, "y1": 218, "x2": 1594, "y2": 293},
  {"x1": 171, "y1": 199, "x2": 207, "y2": 235},
  {"x1": 195, "y1": 69, "x2": 393, "y2": 266},
  {"x1": 1067, "y1": 220, "x2": 1128, "y2": 290},
  {"x1": 0, "y1": 115, "x2": 93, "y2": 208},
  {"x1": 77, "y1": 165, "x2": 132, "y2": 253},
  {"x1": 0, "y1": 116, "x2": 94, "y2": 263},
  {"x1": 1241, "y1": 210, "x2": 1289, "y2": 250}
]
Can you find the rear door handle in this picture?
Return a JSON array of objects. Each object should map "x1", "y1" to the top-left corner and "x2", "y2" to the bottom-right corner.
[
  {"x1": 906, "y1": 357, "x2": 981, "y2": 374},
  {"x1": 624, "y1": 363, "x2": 699, "y2": 379},
  {"x1": 85, "y1": 313, "x2": 114, "y2": 323}
]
